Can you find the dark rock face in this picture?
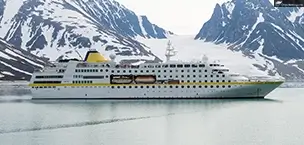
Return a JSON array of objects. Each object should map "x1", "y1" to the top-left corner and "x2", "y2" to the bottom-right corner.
[
  {"x1": 195, "y1": 0, "x2": 304, "y2": 79},
  {"x1": 0, "y1": 38, "x2": 49, "y2": 80}
]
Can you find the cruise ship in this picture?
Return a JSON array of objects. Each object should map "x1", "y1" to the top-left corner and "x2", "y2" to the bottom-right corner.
[{"x1": 29, "y1": 42, "x2": 284, "y2": 99}]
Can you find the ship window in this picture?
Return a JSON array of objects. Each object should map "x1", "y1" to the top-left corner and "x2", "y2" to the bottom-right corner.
[
  {"x1": 205, "y1": 86, "x2": 208, "y2": 88},
  {"x1": 135, "y1": 86, "x2": 138, "y2": 88},
  {"x1": 187, "y1": 75, "x2": 190, "y2": 77},
  {"x1": 152, "y1": 86, "x2": 155, "y2": 88},
  {"x1": 158, "y1": 70, "x2": 161, "y2": 73},
  {"x1": 228, "y1": 80, "x2": 231, "y2": 82},
  {"x1": 146, "y1": 70, "x2": 149, "y2": 73},
  {"x1": 222, "y1": 85, "x2": 225, "y2": 88},
  {"x1": 222, "y1": 80, "x2": 225, "y2": 82},
  {"x1": 216, "y1": 80, "x2": 219, "y2": 82},
  {"x1": 199, "y1": 70, "x2": 202, "y2": 72},
  {"x1": 176, "y1": 86, "x2": 179, "y2": 88},
  {"x1": 170, "y1": 86, "x2": 173, "y2": 88},
  {"x1": 193, "y1": 75, "x2": 196, "y2": 77},
  {"x1": 123, "y1": 86, "x2": 126, "y2": 88},
  {"x1": 205, "y1": 75, "x2": 207, "y2": 78},
  {"x1": 129, "y1": 70, "x2": 132, "y2": 73},
  {"x1": 170, "y1": 64, "x2": 176, "y2": 68},
  {"x1": 199, "y1": 86, "x2": 202, "y2": 88},
  {"x1": 83, "y1": 76, "x2": 104, "y2": 79},
  {"x1": 187, "y1": 86, "x2": 190, "y2": 88},
  {"x1": 228, "y1": 85, "x2": 231, "y2": 88},
  {"x1": 169, "y1": 70, "x2": 172, "y2": 72},
  {"x1": 216, "y1": 75, "x2": 219, "y2": 77},
  {"x1": 181, "y1": 70, "x2": 184, "y2": 72},
  {"x1": 135, "y1": 70, "x2": 138, "y2": 73},
  {"x1": 187, "y1": 70, "x2": 190, "y2": 72},
  {"x1": 184, "y1": 64, "x2": 190, "y2": 67},
  {"x1": 193, "y1": 70, "x2": 196, "y2": 72},
  {"x1": 210, "y1": 64, "x2": 213, "y2": 67},
  {"x1": 164, "y1": 75, "x2": 167, "y2": 78},
  {"x1": 177, "y1": 64, "x2": 183, "y2": 68},
  {"x1": 158, "y1": 86, "x2": 161, "y2": 88},
  {"x1": 140, "y1": 70, "x2": 143, "y2": 73},
  {"x1": 192, "y1": 64, "x2": 197, "y2": 67},
  {"x1": 123, "y1": 70, "x2": 126, "y2": 73},
  {"x1": 129, "y1": 86, "x2": 132, "y2": 88},
  {"x1": 100, "y1": 69, "x2": 103, "y2": 72},
  {"x1": 162, "y1": 65, "x2": 168, "y2": 68},
  {"x1": 106, "y1": 76, "x2": 109, "y2": 78},
  {"x1": 164, "y1": 70, "x2": 166, "y2": 72},
  {"x1": 176, "y1": 75, "x2": 178, "y2": 78},
  {"x1": 117, "y1": 70, "x2": 120, "y2": 73},
  {"x1": 187, "y1": 80, "x2": 190, "y2": 83},
  {"x1": 140, "y1": 86, "x2": 143, "y2": 88},
  {"x1": 210, "y1": 85, "x2": 213, "y2": 88},
  {"x1": 216, "y1": 85, "x2": 219, "y2": 88},
  {"x1": 117, "y1": 86, "x2": 120, "y2": 88},
  {"x1": 164, "y1": 86, "x2": 167, "y2": 88},
  {"x1": 158, "y1": 75, "x2": 161, "y2": 78},
  {"x1": 146, "y1": 86, "x2": 149, "y2": 88},
  {"x1": 199, "y1": 75, "x2": 202, "y2": 78},
  {"x1": 105, "y1": 69, "x2": 108, "y2": 72},
  {"x1": 199, "y1": 64, "x2": 205, "y2": 67},
  {"x1": 155, "y1": 65, "x2": 161, "y2": 68},
  {"x1": 111, "y1": 86, "x2": 114, "y2": 89},
  {"x1": 181, "y1": 86, "x2": 184, "y2": 88},
  {"x1": 222, "y1": 75, "x2": 225, "y2": 77},
  {"x1": 181, "y1": 75, "x2": 184, "y2": 78},
  {"x1": 111, "y1": 70, "x2": 114, "y2": 73},
  {"x1": 152, "y1": 70, "x2": 155, "y2": 73},
  {"x1": 205, "y1": 70, "x2": 207, "y2": 72},
  {"x1": 193, "y1": 86, "x2": 196, "y2": 88},
  {"x1": 205, "y1": 80, "x2": 207, "y2": 82},
  {"x1": 210, "y1": 75, "x2": 213, "y2": 77}
]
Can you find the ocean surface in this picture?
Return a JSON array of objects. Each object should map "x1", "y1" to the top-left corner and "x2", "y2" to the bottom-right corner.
[{"x1": 0, "y1": 88, "x2": 303, "y2": 145}]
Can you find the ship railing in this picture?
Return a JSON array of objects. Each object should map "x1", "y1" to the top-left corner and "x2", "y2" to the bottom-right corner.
[{"x1": 245, "y1": 75, "x2": 285, "y2": 82}]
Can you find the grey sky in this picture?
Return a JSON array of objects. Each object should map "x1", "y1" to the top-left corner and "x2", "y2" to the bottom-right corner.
[{"x1": 117, "y1": 0, "x2": 228, "y2": 35}]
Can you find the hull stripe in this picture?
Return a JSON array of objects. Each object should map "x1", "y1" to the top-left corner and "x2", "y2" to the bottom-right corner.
[{"x1": 28, "y1": 81, "x2": 284, "y2": 87}]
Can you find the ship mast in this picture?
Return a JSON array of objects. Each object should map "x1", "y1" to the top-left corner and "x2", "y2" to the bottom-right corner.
[{"x1": 165, "y1": 40, "x2": 177, "y2": 62}]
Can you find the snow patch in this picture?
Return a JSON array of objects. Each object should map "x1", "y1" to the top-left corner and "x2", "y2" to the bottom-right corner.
[{"x1": 287, "y1": 8, "x2": 304, "y2": 23}]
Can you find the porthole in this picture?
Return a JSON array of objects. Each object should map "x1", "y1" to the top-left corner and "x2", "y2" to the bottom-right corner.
[
  {"x1": 210, "y1": 85, "x2": 213, "y2": 88},
  {"x1": 205, "y1": 86, "x2": 208, "y2": 88},
  {"x1": 222, "y1": 85, "x2": 225, "y2": 88},
  {"x1": 187, "y1": 86, "x2": 190, "y2": 88},
  {"x1": 210, "y1": 75, "x2": 213, "y2": 77}
]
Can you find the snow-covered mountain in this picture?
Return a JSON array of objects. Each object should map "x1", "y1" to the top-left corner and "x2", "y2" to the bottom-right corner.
[
  {"x1": 0, "y1": 38, "x2": 49, "y2": 80},
  {"x1": 195, "y1": 0, "x2": 304, "y2": 79},
  {"x1": 0, "y1": 0, "x2": 173, "y2": 63}
]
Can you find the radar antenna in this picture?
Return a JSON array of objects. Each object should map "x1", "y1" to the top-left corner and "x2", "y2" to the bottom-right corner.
[
  {"x1": 165, "y1": 40, "x2": 177, "y2": 62},
  {"x1": 202, "y1": 54, "x2": 208, "y2": 63}
]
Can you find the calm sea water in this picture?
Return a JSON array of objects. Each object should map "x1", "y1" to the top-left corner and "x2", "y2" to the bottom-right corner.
[{"x1": 0, "y1": 88, "x2": 303, "y2": 145}]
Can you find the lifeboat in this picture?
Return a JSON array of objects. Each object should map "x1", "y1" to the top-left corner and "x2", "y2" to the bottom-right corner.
[
  {"x1": 111, "y1": 75, "x2": 133, "y2": 84},
  {"x1": 134, "y1": 75, "x2": 156, "y2": 84}
]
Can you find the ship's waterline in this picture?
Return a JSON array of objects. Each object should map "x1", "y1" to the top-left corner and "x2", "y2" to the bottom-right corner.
[{"x1": 29, "y1": 43, "x2": 284, "y2": 99}]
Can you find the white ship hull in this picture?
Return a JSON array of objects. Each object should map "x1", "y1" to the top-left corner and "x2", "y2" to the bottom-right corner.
[{"x1": 30, "y1": 82, "x2": 282, "y2": 100}]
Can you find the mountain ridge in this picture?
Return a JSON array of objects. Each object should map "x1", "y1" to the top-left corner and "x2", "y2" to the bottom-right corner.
[
  {"x1": 0, "y1": 0, "x2": 173, "y2": 63},
  {"x1": 195, "y1": 0, "x2": 304, "y2": 79}
]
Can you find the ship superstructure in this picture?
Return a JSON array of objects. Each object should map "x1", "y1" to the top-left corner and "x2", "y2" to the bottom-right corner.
[{"x1": 29, "y1": 42, "x2": 284, "y2": 99}]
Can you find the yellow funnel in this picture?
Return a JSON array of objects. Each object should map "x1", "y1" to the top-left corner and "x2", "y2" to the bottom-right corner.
[{"x1": 84, "y1": 50, "x2": 109, "y2": 63}]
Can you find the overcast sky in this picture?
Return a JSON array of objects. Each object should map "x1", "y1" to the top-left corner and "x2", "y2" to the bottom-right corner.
[{"x1": 117, "y1": 0, "x2": 228, "y2": 35}]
